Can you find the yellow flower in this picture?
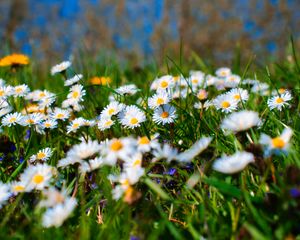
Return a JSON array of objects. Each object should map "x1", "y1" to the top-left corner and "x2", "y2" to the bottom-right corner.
[
  {"x1": 0, "y1": 53, "x2": 29, "y2": 67},
  {"x1": 90, "y1": 76, "x2": 112, "y2": 85}
]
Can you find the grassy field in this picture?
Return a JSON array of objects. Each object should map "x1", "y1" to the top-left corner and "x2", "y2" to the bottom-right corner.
[{"x1": 0, "y1": 44, "x2": 299, "y2": 240}]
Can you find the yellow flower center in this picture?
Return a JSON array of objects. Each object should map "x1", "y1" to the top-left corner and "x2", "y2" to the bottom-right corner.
[
  {"x1": 276, "y1": 97, "x2": 284, "y2": 104},
  {"x1": 160, "y1": 81, "x2": 168, "y2": 88},
  {"x1": 233, "y1": 94, "x2": 241, "y2": 100},
  {"x1": 108, "y1": 109, "x2": 115, "y2": 115},
  {"x1": 173, "y1": 76, "x2": 180, "y2": 82},
  {"x1": 156, "y1": 98, "x2": 164, "y2": 105},
  {"x1": 9, "y1": 117, "x2": 17, "y2": 123},
  {"x1": 27, "y1": 119, "x2": 35, "y2": 124},
  {"x1": 271, "y1": 137, "x2": 285, "y2": 149},
  {"x1": 139, "y1": 136, "x2": 150, "y2": 145},
  {"x1": 72, "y1": 123, "x2": 80, "y2": 128},
  {"x1": 13, "y1": 185, "x2": 25, "y2": 192},
  {"x1": 15, "y1": 87, "x2": 23, "y2": 93},
  {"x1": 56, "y1": 113, "x2": 64, "y2": 119},
  {"x1": 0, "y1": 90, "x2": 4, "y2": 96},
  {"x1": 72, "y1": 91, "x2": 79, "y2": 98},
  {"x1": 32, "y1": 174, "x2": 44, "y2": 184},
  {"x1": 37, "y1": 152, "x2": 46, "y2": 159},
  {"x1": 44, "y1": 123, "x2": 52, "y2": 128},
  {"x1": 192, "y1": 79, "x2": 198, "y2": 84},
  {"x1": 133, "y1": 159, "x2": 142, "y2": 167},
  {"x1": 221, "y1": 101, "x2": 231, "y2": 108},
  {"x1": 130, "y1": 117, "x2": 138, "y2": 125},
  {"x1": 104, "y1": 120, "x2": 112, "y2": 126},
  {"x1": 161, "y1": 111, "x2": 169, "y2": 118},
  {"x1": 39, "y1": 92, "x2": 46, "y2": 98},
  {"x1": 110, "y1": 140, "x2": 123, "y2": 151},
  {"x1": 197, "y1": 91, "x2": 206, "y2": 100},
  {"x1": 278, "y1": 88, "x2": 285, "y2": 94}
]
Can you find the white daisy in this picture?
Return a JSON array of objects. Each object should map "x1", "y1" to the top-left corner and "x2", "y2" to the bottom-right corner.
[
  {"x1": 67, "y1": 84, "x2": 86, "y2": 104},
  {"x1": 67, "y1": 117, "x2": 85, "y2": 133},
  {"x1": 51, "y1": 61, "x2": 72, "y2": 75},
  {"x1": 221, "y1": 110, "x2": 261, "y2": 133},
  {"x1": 212, "y1": 151, "x2": 255, "y2": 174},
  {"x1": 10, "y1": 181, "x2": 27, "y2": 195},
  {"x1": 38, "y1": 187, "x2": 69, "y2": 208},
  {"x1": 196, "y1": 89, "x2": 208, "y2": 101},
  {"x1": 224, "y1": 74, "x2": 241, "y2": 88},
  {"x1": 152, "y1": 104, "x2": 177, "y2": 125},
  {"x1": 101, "y1": 137, "x2": 136, "y2": 166},
  {"x1": 251, "y1": 82, "x2": 270, "y2": 96},
  {"x1": 152, "y1": 143, "x2": 178, "y2": 163},
  {"x1": 40, "y1": 118, "x2": 58, "y2": 129},
  {"x1": 118, "y1": 105, "x2": 146, "y2": 129},
  {"x1": 20, "y1": 164, "x2": 55, "y2": 191},
  {"x1": 20, "y1": 113, "x2": 44, "y2": 126},
  {"x1": 13, "y1": 84, "x2": 30, "y2": 97},
  {"x1": 0, "y1": 85, "x2": 13, "y2": 99},
  {"x1": 156, "y1": 75, "x2": 174, "y2": 91},
  {"x1": 137, "y1": 135, "x2": 160, "y2": 153},
  {"x1": 116, "y1": 84, "x2": 139, "y2": 95},
  {"x1": 51, "y1": 108, "x2": 70, "y2": 121},
  {"x1": 226, "y1": 88, "x2": 249, "y2": 103},
  {"x1": 148, "y1": 91, "x2": 170, "y2": 109},
  {"x1": 0, "y1": 106, "x2": 13, "y2": 118},
  {"x1": 97, "y1": 116, "x2": 114, "y2": 131},
  {"x1": 212, "y1": 94, "x2": 238, "y2": 113},
  {"x1": 259, "y1": 127, "x2": 293, "y2": 153},
  {"x1": 64, "y1": 74, "x2": 83, "y2": 86},
  {"x1": 79, "y1": 156, "x2": 104, "y2": 173},
  {"x1": 215, "y1": 67, "x2": 232, "y2": 78},
  {"x1": 29, "y1": 148, "x2": 53, "y2": 163},
  {"x1": 2, "y1": 112, "x2": 23, "y2": 127},
  {"x1": 176, "y1": 136, "x2": 212, "y2": 162},
  {"x1": 100, "y1": 101, "x2": 125, "y2": 118},
  {"x1": 267, "y1": 92, "x2": 292, "y2": 111}
]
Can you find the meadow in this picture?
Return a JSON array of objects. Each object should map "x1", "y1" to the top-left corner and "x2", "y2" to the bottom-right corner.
[{"x1": 0, "y1": 43, "x2": 299, "y2": 240}]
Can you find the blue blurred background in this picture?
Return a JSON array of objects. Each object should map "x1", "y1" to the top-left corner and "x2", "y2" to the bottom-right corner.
[{"x1": 0, "y1": 0, "x2": 299, "y2": 65}]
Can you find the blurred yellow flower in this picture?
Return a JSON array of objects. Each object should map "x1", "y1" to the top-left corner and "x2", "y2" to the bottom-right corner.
[
  {"x1": 21, "y1": 104, "x2": 45, "y2": 114},
  {"x1": 0, "y1": 53, "x2": 30, "y2": 67},
  {"x1": 90, "y1": 76, "x2": 112, "y2": 85}
]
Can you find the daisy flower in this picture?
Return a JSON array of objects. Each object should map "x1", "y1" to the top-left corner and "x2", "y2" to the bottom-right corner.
[
  {"x1": 116, "y1": 84, "x2": 139, "y2": 95},
  {"x1": 40, "y1": 118, "x2": 58, "y2": 129},
  {"x1": 259, "y1": 127, "x2": 293, "y2": 155},
  {"x1": 221, "y1": 110, "x2": 261, "y2": 133},
  {"x1": 0, "y1": 182, "x2": 11, "y2": 208},
  {"x1": 267, "y1": 92, "x2": 292, "y2": 111},
  {"x1": 101, "y1": 137, "x2": 136, "y2": 165},
  {"x1": 51, "y1": 61, "x2": 71, "y2": 75},
  {"x1": 226, "y1": 88, "x2": 249, "y2": 103},
  {"x1": 251, "y1": 82, "x2": 270, "y2": 96},
  {"x1": 2, "y1": 112, "x2": 24, "y2": 127},
  {"x1": 196, "y1": 89, "x2": 208, "y2": 101},
  {"x1": 42, "y1": 197, "x2": 77, "y2": 228},
  {"x1": 118, "y1": 105, "x2": 146, "y2": 129},
  {"x1": 224, "y1": 74, "x2": 241, "y2": 88},
  {"x1": 10, "y1": 181, "x2": 27, "y2": 195},
  {"x1": 100, "y1": 101, "x2": 125, "y2": 118},
  {"x1": 176, "y1": 136, "x2": 212, "y2": 162},
  {"x1": 51, "y1": 108, "x2": 70, "y2": 121},
  {"x1": 152, "y1": 104, "x2": 177, "y2": 125},
  {"x1": 67, "y1": 84, "x2": 86, "y2": 104},
  {"x1": 20, "y1": 113, "x2": 44, "y2": 126},
  {"x1": 137, "y1": 135, "x2": 160, "y2": 153},
  {"x1": 67, "y1": 117, "x2": 85, "y2": 133},
  {"x1": 97, "y1": 117, "x2": 114, "y2": 131},
  {"x1": 215, "y1": 67, "x2": 231, "y2": 78},
  {"x1": 29, "y1": 148, "x2": 53, "y2": 163},
  {"x1": 156, "y1": 75, "x2": 174, "y2": 91},
  {"x1": 189, "y1": 71, "x2": 205, "y2": 89},
  {"x1": 20, "y1": 164, "x2": 55, "y2": 191},
  {"x1": 212, "y1": 151, "x2": 255, "y2": 174},
  {"x1": 64, "y1": 74, "x2": 83, "y2": 86},
  {"x1": 38, "y1": 187, "x2": 69, "y2": 208},
  {"x1": 14, "y1": 84, "x2": 30, "y2": 97},
  {"x1": 148, "y1": 91, "x2": 170, "y2": 109},
  {"x1": 212, "y1": 94, "x2": 238, "y2": 113}
]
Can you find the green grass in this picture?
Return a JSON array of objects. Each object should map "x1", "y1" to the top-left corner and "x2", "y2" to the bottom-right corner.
[{"x1": 0, "y1": 44, "x2": 299, "y2": 240}]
